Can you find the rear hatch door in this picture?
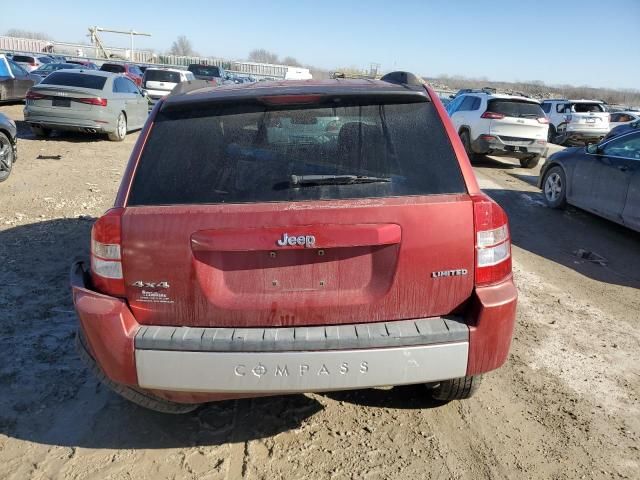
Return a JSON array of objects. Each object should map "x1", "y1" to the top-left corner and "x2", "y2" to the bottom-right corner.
[
  {"x1": 120, "y1": 95, "x2": 476, "y2": 328},
  {"x1": 487, "y1": 98, "x2": 548, "y2": 144},
  {"x1": 569, "y1": 102, "x2": 609, "y2": 129},
  {"x1": 143, "y1": 70, "x2": 180, "y2": 92}
]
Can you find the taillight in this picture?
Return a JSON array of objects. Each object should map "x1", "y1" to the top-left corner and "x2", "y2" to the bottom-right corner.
[
  {"x1": 90, "y1": 208, "x2": 125, "y2": 297},
  {"x1": 26, "y1": 91, "x2": 45, "y2": 100},
  {"x1": 472, "y1": 195, "x2": 512, "y2": 286},
  {"x1": 537, "y1": 117, "x2": 549, "y2": 124},
  {"x1": 76, "y1": 97, "x2": 108, "y2": 107},
  {"x1": 30, "y1": 61, "x2": 37, "y2": 66},
  {"x1": 481, "y1": 111, "x2": 505, "y2": 120}
]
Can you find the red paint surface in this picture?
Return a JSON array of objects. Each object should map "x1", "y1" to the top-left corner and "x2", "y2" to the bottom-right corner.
[
  {"x1": 121, "y1": 196, "x2": 476, "y2": 327},
  {"x1": 465, "y1": 277, "x2": 518, "y2": 375},
  {"x1": 72, "y1": 279, "x2": 138, "y2": 385}
]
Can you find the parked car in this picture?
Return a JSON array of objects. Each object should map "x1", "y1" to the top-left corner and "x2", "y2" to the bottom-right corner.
[
  {"x1": 446, "y1": 92, "x2": 549, "y2": 168},
  {"x1": 11, "y1": 54, "x2": 53, "y2": 72},
  {"x1": 0, "y1": 112, "x2": 17, "y2": 183},
  {"x1": 539, "y1": 130, "x2": 640, "y2": 232},
  {"x1": 66, "y1": 60, "x2": 99, "y2": 70},
  {"x1": 187, "y1": 63, "x2": 227, "y2": 84},
  {"x1": 142, "y1": 68, "x2": 194, "y2": 102},
  {"x1": 24, "y1": 70, "x2": 149, "y2": 141},
  {"x1": 0, "y1": 54, "x2": 40, "y2": 101},
  {"x1": 47, "y1": 55, "x2": 67, "y2": 63},
  {"x1": 70, "y1": 71, "x2": 517, "y2": 413},
  {"x1": 609, "y1": 111, "x2": 640, "y2": 130},
  {"x1": 541, "y1": 99, "x2": 610, "y2": 145},
  {"x1": 605, "y1": 118, "x2": 640, "y2": 140},
  {"x1": 31, "y1": 63, "x2": 84, "y2": 79},
  {"x1": 99, "y1": 63, "x2": 144, "y2": 86}
]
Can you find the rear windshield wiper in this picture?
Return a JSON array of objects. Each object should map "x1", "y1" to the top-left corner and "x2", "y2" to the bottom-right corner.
[{"x1": 290, "y1": 174, "x2": 391, "y2": 187}]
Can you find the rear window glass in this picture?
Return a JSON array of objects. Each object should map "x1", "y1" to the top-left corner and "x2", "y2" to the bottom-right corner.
[
  {"x1": 128, "y1": 99, "x2": 466, "y2": 206},
  {"x1": 38, "y1": 57, "x2": 52, "y2": 64},
  {"x1": 571, "y1": 103, "x2": 605, "y2": 113},
  {"x1": 12, "y1": 55, "x2": 33, "y2": 63},
  {"x1": 100, "y1": 64, "x2": 125, "y2": 73},
  {"x1": 487, "y1": 99, "x2": 544, "y2": 118},
  {"x1": 188, "y1": 65, "x2": 221, "y2": 77},
  {"x1": 41, "y1": 72, "x2": 107, "y2": 90},
  {"x1": 144, "y1": 70, "x2": 181, "y2": 83}
]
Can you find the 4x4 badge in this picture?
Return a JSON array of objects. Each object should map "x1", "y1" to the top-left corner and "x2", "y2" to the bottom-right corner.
[{"x1": 131, "y1": 281, "x2": 170, "y2": 289}]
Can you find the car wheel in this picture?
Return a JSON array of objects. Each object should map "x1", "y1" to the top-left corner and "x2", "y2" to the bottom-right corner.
[
  {"x1": 519, "y1": 155, "x2": 541, "y2": 169},
  {"x1": 543, "y1": 166, "x2": 567, "y2": 209},
  {"x1": 547, "y1": 125, "x2": 556, "y2": 143},
  {"x1": 459, "y1": 130, "x2": 477, "y2": 162},
  {"x1": 108, "y1": 112, "x2": 127, "y2": 142},
  {"x1": 0, "y1": 132, "x2": 14, "y2": 183},
  {"x1": 428, "y1": 375, "x2": 482, "y2": 401},
  {"x1": 31, "y1": 125, "x2": 51, "y2": 138}
]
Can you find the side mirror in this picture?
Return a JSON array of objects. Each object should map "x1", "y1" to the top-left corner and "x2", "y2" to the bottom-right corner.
[
  {"x1": 141, "y1": 90, "x2": 148, "y2": 97},
  {"x1": 586, "y1": 143, "x2": 600, "y2": 155},
  {"x1": 449, "y1": 94, "x2": 455, "y2": 99}
]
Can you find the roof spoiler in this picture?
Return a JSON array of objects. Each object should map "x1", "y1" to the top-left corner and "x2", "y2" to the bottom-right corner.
[
  {"x1": 380, "y1": 71, "x2": 425, "y2": 87},
  {"x1": 170, "y1": 79, "x2": 216, "y2": 96}
]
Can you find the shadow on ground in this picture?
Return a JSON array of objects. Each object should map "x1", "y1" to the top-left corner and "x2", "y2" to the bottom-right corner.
[{"x1": 483, "y1": 186, "x2": 640, "y2": 288}]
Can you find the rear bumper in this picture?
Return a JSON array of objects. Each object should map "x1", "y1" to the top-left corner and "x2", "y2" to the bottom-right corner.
[
  {"x1": 558, "y1": 125, "x2": 609, "y2": 143},
  {"x1": 71, "y1": 262, "x2": 516, "y2": 403},
  {"x1": 24, "y1": 109, "x2": 116, "y2": 133},
  {"x1": 472, "y1": 135, "x2": 548, "y2": 158}
]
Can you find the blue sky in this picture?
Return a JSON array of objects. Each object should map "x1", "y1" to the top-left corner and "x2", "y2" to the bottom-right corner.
[{"x1": 2, "y1": 0, "x2": 639, "y2": 89}]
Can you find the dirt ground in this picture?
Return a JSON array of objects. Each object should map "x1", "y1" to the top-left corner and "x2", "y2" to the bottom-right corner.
[{"x1": 0, "y1": 102, "x2": 638, "y2": 480}]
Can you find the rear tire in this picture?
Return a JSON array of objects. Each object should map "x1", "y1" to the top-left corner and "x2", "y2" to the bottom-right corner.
[
  {"x1": 428, "y1": 375, "x2": 482, "y2": 401},
  {"x1": 542, "y1": 165, "x2": 567, "y2": 209},
  {"x1": 75, "y1": 331, "x2": 199, "y2": 414},
  {"x1": 31, "y1": 125, "x2": 51, "y2": 138},
  {"x1": 108, "y1": 113, "x2": 127, "y2": 142},
  {"x1": 459, "y1": 130, "x2": 478, "y2": 162},
  {"x1": 519, "y1": 155, "x2": 541, "y2": 169},
  {"x1": 0, "y1": 132, "x2": 14, "y2": 183}
]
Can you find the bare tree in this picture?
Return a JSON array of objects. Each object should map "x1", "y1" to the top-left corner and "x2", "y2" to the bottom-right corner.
[
  {"x1": 282, "y1": 56, "x2": 301, "y2": 67},
  {"x1": 5, "y1": 29, "x2": 51, "y2": 41},
  {"x1": 248, "y1": 49, "x2": 279, "y2": 64},
  {"x1": 169, "y1": 35, "x2": 197, "y2": 57}
]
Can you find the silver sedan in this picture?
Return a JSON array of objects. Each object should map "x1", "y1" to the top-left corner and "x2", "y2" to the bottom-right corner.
[{"x1": 24, "y1": 69, "x2": 149, "y2": 141}]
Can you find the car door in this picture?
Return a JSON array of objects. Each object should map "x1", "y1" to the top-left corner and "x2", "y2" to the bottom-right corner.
[
  {"x1": 124, "y1": 77, "x2": 148, "y2": 128},
  {"x1": 588, "y1": 132, "x2": 638, "y2": 223},
  {"x1": 617, "y1": 132, "x2": 640, "y2": 231},
  {"x1": 8, "y1": 61, "x2": 33, "y2": 100},
  {"x1": 451, "y1": 96, "x2": 475, "y2": 133},
  {"x1": 116, "y1": 77, "x2": 141, "y2": 128}
]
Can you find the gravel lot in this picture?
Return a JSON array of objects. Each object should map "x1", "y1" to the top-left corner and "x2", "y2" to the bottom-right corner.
[{"x1": 0, "y1": 102, "x2": 638, "y2": 480}]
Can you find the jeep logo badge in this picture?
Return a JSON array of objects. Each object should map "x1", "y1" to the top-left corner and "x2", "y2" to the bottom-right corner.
[{"x1": 277, "y1": 233, "x2": 316, "y2": 248}]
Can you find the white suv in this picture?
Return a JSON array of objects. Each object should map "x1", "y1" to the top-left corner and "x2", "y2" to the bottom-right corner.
[
  {"x1": 142, "y1": 68, "x2": 195, "y2": 102},
  {"x1": 446, "y1": 92, "x2": 549, "y2": 168},
  {"x1": 540, "y1": 99, "x2": 609, "y2": 145}
]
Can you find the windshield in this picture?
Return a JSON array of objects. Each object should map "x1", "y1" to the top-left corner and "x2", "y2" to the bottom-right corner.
[
  {"x1": 487, "y1": 99, "x2": 545, "y2": 118},
  {"x1": 144, "y1": 70, "x2": 181, "y2": 83},
  {"x1": 128, "y1": 99, "x2": 466, "y2": 206},
  {"x1": 572, "y1": 103, "x2": 605, "y2": 113},
  {"x1": 41, "y1": 72, "x2": 107, "y2": 90},
  {"x1": 188, "y1": 65, "x2": 221, "y2": 77},
  {"x1": 100, "y1": 64, "x2": 125, "y2": 73}
]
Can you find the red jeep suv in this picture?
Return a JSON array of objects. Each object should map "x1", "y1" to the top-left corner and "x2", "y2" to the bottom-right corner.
[{"x1": 71, "y1": 72, "x2": 517, "y2": 413}]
